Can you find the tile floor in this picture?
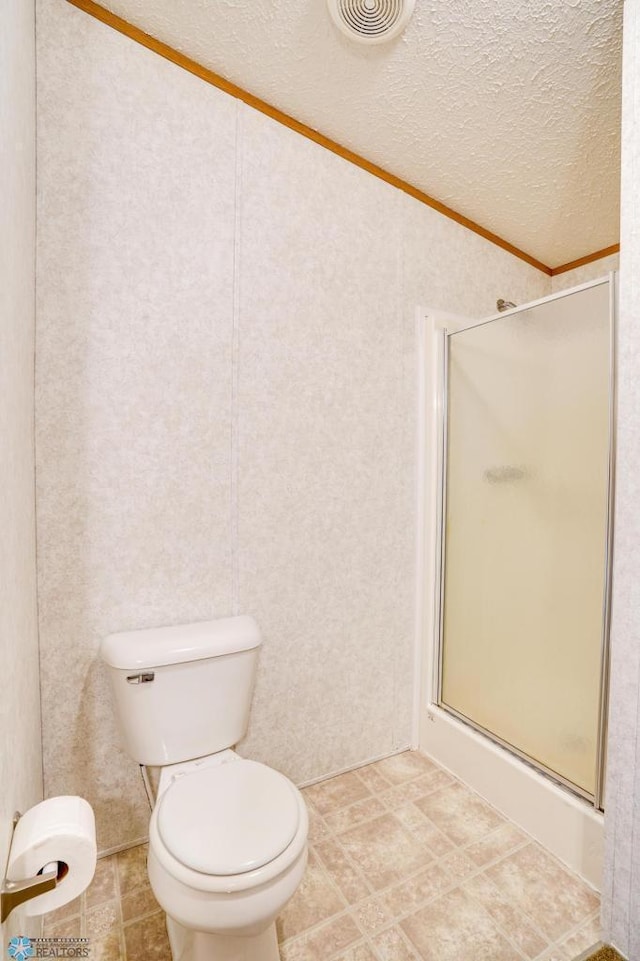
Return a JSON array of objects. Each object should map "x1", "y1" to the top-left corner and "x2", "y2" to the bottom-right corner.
[{"x1": 42, "y1": 751, "x2": 601, "y2": 961}]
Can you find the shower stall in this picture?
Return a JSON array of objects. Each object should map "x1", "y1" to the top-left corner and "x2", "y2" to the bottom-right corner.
[{"x1": 418, "y1": 275, "x2": 615, "y2": 886}]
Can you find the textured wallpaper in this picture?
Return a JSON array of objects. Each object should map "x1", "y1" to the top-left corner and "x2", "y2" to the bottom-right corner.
[
  {"x1": 36, "y1": 0, "x2": 237, "y2": 852},
  {"x1": 234, "y1": 108, "x2": 412, "y2": 779},
  {"x1": 0, "y1": 0, "x2": 42, "y2": 940},
  {"x1": 36, "y1": 0, "x2": 550, "y2": 853},
  {"x1": 601, "y1": 1, "x2": 640, "y2": 955}
]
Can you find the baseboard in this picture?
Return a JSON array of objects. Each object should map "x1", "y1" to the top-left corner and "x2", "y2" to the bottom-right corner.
[
  {"x1": 296, "y1": 744, "x2": 413, "y2": 789},
  {"x1": 96, "y1": 745, "x2": 415, "y2": 858},
  {"x1": 97, "y1": 834, "x2": 149, "y2": 860}
]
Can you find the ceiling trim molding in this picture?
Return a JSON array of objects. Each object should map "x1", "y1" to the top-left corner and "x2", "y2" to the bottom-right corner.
[
  {"x1": 550, "y1": 244, "x2": 620, "y2": 276},
  {"x1": 65, "y1": 0, "x2": 557, "y2": 275},
  {"x1": 64, "y1": 0, "x2": 620, "y2": 279}
]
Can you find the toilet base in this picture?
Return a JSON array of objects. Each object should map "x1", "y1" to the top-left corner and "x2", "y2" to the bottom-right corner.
[{"x1": 166, "y1": 914, "x2": 280, "y2": 961}]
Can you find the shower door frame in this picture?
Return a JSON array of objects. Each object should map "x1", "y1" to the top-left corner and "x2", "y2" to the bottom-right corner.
[{"x1": 427, "y1": 274, "x2": 616, "y2": 814}]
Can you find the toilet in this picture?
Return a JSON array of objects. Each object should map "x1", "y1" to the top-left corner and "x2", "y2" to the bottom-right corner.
[{"x1": 100, "y1": 616, "x2": 308, "y2": 961}]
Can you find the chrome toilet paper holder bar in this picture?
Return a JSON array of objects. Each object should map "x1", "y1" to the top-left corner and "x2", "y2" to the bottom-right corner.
[{"x1": 1, "y1": 812, "x2": 58, "y2": 923}]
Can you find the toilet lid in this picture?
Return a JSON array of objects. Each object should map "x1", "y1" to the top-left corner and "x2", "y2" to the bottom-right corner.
[{"x1": 156, "y1": 760, "x2": 300, "y2": 876}]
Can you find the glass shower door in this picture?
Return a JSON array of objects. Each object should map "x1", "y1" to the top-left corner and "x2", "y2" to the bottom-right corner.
[{"x1": 439, "y1": 280, "x2": 613, "y2": 800}]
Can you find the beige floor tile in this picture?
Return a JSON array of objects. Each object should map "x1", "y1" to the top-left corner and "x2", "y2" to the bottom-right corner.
[
  {"x1": 325, "y1": 795, "x2": 387, "y2": 834},
  {"x1": 560, "y1": 913, "x2": 602, "y2": 956},
  {"x1": 338, "y1": 813, "x2": 434, "y2": 892},
  {"x1": 120, "y1": 884, "x2": 160, "y2": 923},
  {"x1": 84, "y1": 899, "x2": 120, "y2": 941},
  {"x1": 465, "y1": 822, "x2": 528, "y2": 867},
  {"x1": 380, "y1": 770, "x2": 455, "y2": 809},
  {"x1": 377, "y1": 864, "x2": 451, "y2": 918},
  {"x1": 401, "y1": 887, "x2": 522, "y2": 961},
  {"x1": 371, "y1": 752, "x2": 437, "y2": 786},
  {"x1": 486, "y1": 843, "x2": 600, "y2": 942},
  {"x1": 414, "y1": 781, "x2": 505, "y2": 847},
  {"x1": 390, "y1": 803, "x2": 454, "y2": 857},
  {"x1": 88, "y1": 933, "x2": 123, "y2": 961},
  {"x1": 115, "y1": 844, "x2": 149, "y2": 895},
  {"x1": 279, "y1": 913, "x2": 361, "y2": 960},
  {"x1": 124, "y1": 910, "x2": 169, "y2": 960},
  {"x1": 463, "y1": 872, "x2": 549, "y2": 959},
  {"x1": 334, "y1": 943, "x2": 378, "y2": 961},
  {"x1": 44, "y1": 916, "x2": 83, "y2": 938},
  {"x1": 307, "y1": 805, "x2": 332, "y2": 844},
  {"x1": 277, "y1": 849, "x2": 345, "y2": 941},
  {"x1": 440, "y1": 849, "x2": 479, "y2": 881},
  {"x1": 355, "y1": 764, "x2": 392, "y2": 794},
  {"x1": 371, "y1": 926, "x2": 421, "y2": 961},
  {"x1": 350, "y1": 896, "x2": 394, "y2": 936},
  {"x1": 303, "y1": 771, "x2": 372, "y2": 815},
  {"x1": 315, "y1": 838, "x2": 372, "y2": 904},
  {"x1": 43, "y1": 907, "x2": 82, "y2": 937},
  {"x1": 85, "y1": 856, "x2": 118, "y2": 910},
  {"x1": 73, "y1": 756, "x2": 601, "y2": 961},
  {"x1": 43, "y1": 895, "x2": 83, "y2": 931}
]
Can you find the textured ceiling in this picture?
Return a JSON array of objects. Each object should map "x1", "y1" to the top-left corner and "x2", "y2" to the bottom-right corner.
[{"x1": 94, "y1": 0, "x2": 622, "y2": 268}]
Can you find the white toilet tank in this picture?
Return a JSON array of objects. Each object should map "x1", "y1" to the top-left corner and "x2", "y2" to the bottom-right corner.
[{"x1": 100, "y1": 616, "x2": 262, "y2": 766}]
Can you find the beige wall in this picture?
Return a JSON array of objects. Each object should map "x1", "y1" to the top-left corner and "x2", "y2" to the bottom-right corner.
[
  {"x1": 36, "y1": 0, "x2": 549, "y2": 854},
  {"x1": 0, "y1": 0, "x2": 42, "y2": 939},
  {"x1": 601, "y1": 0, "x2": 640, "y2": 955}
]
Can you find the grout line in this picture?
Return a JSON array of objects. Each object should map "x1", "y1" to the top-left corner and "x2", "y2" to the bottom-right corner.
[
  {"x1": 460, "y1": 883, "x2": 540, "y2": 961},
  {"x1": 121, "y1": 907, "x2": 163, "y2": 929},
  {"x1": 307, "y1": 770, "x2": 393, "y2": 901},
  {"x1": 307, "y1": 767, "x2": 454, "y2": 837},
  {"x1": 356, "y1": 937, "x2": 387, "y2": 961},
  {"x1": 571, "y1": 942, "x2": 606, "y2": 961},
  {"x1": 348, "y1": 842, "x2": 532, "y2": 942},
  {"x1": 312, "y1": 836, "x2": 377, "y2": 903},
  {"x1": 331, "y1": 937, "x2": 373, "y2": 961},
  {"x1": 368, "y1": 926, "x2": 422, "y2": 961},
  {"x1": 420, "y1": 747, "x2": 603, "y2": 896},
  {"x1": 548, "y1": 910, "x2": 603, "y2": 957},
  {"x1": 279, "y1": 906, "x2": 355, "y2": 954},
  {"x1": 366, "y1": 835, "x2": 598, "y2": 958},
  {"x1": 111, "y1": 855, "x2": 127, "y2": 960},
  {"x1": 300, "y1": 763, "x2": 600, "y2": 956},
  {"x1": 75, "y1": 756, "x2": 600, "y2": 961},
  {"x1": 308, "y1": 827, "x2": 532, "y2": 946}
]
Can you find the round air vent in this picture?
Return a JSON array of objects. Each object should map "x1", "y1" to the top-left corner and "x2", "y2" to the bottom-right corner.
[{"x1": 327, "y1": 0, "x2": 416, "y2": 45}]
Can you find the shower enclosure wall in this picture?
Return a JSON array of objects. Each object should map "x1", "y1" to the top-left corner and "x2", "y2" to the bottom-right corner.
[{"x1": 417, "y1": 275, "x2": 615, "y2": 888}]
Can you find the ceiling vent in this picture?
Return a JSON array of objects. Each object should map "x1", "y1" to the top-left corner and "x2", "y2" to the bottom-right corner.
[{"x1": 327, "y1": 0, "x2": 416, "y2": 45}]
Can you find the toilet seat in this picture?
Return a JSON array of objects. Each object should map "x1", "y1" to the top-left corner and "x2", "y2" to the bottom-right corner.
[
  {"x1": 157, "y1": 759, "x2": 300, "y2": 876},
  {"x1": 149, "y1": 757, "x2": 308, "y2": 895}
]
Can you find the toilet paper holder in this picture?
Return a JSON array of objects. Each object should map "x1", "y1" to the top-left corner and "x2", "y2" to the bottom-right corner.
[{"x1": 1, "y1": 812, "x2": 58, "y2": 923}]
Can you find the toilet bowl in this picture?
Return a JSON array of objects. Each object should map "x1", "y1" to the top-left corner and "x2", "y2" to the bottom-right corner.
[
  {"x1": 148, "y1": 752, "x2": 308, "y2": 961},
  {"x1": 100, "y1": 616, "x2": 309, "y2": 961}
]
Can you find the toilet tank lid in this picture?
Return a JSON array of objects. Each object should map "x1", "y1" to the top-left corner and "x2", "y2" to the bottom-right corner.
[{"x1": 100, "y1": 616, "x2": 262, "y2": 670}]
